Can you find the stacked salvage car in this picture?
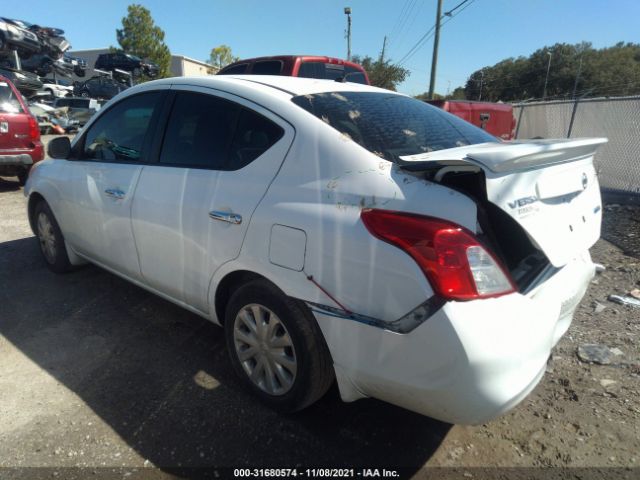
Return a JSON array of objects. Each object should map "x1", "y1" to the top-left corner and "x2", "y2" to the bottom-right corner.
[
  {"x1": 0, "y1": 17, "x2": 82, "y2": 134},
  {"x1": 1, "y1": 15, "x2": 160, "y2": 135},
  {"x1": 0, "y1": 17, "x2": 81, "y2": 94}
]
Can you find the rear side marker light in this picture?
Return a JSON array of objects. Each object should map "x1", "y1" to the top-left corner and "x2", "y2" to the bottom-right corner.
[{"x1": 361, "y1": 208, "x2": 516, "y2": 301}]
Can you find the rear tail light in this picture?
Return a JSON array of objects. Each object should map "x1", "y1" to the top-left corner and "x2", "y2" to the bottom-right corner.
[
  {"x1": 361, "y1": 209, "x2": 516, "y2": 301},
  {"x1": 27, "y1": 115, "x2": 40, "y2": 141}
]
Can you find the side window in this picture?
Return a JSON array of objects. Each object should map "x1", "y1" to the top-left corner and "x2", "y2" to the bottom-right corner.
[
  {"x1": 344, "y1": 66, "x2": 367, "y2": 84},
  {"x1": 298, "y1": 62, "x2": 324, "y2": 79},
  {"x1": 218, "y1": 63, "x2": 248, "y2": 75},
  {"x1": 228, "y1": 109, "x2": 284, "y2": 170},
  {"x1": 252, "y1": 61, "x2": 283, "y2": 75},
  {"x1": 82, "y1": 92, "x2": 162, "y2": 162},
  {"x1": 159, "y1": 91, "x2": 239, "y2": 169},
  {"x1": 324, "y1": 64, "x2": 346, "y2": 81}
]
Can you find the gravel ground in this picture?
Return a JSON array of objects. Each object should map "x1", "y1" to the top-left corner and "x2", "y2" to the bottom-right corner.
[{"x1": 0, "y1": 164, "x2": 639, "y2": 479}]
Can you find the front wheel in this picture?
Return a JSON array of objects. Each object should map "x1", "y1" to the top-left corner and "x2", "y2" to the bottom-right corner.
[
  {"x1": 224, "y1": 279, "x2": 334, "y2": 412},
  {"x1": 34, "y1": 201, "x2": 72, "y2": 273}
]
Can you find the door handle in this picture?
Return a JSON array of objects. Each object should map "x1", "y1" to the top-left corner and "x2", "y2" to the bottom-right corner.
[
  {"x1": 104, "y1": 188, "x2": 126, "y2": 200},
  {"x1": 209, "y1": 210, "x2": 242, "y2": 225}
]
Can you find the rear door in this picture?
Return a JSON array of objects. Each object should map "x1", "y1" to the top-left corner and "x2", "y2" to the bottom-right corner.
[
  {"x1": 66, "y1": 89, "x2": 168, "y2": 279},
  {"x1": 131, "y1": 86, "x2": 293, "y2": 312}
]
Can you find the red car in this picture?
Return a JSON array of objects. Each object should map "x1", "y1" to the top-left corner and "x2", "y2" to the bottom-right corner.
[
  {"x1": 0, "y1": 74, "x2": 43, "y2": 185},
  {"x1": 217, "y1": 55, "x2": 370, "y2": 85},
  {"x1": 426, "y1": 100, "x2": 517, "y2": 141}
]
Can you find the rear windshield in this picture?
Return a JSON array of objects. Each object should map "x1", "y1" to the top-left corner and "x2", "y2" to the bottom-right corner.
[
  {"x1": 0, "y1": 81, "x2": 23, "y2": 113},
  {"x1": 291, "y1": 92, "x2": 496, "y2": 162},
  {"x1": 252, "y1": 60, "x2": 283, "y2": 75}
]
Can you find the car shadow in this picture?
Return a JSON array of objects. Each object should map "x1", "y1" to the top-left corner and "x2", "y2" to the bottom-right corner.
[
  {"x1": 0, "y1": 176, "x2": 21, "y2": 192},
  {"x1": 0, "y1": 236, "x2": 451, "y2": 472}
]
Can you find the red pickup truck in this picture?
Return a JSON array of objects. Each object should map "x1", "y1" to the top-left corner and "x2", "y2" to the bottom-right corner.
[
  {"x1": 0, "y1": 75, "x2": 44, "y2": 185},
  {"x1": 426, "y1": 100, "x2": 516, "y2": 141},
  {"x1": 218, "y1": 55, "x2": 370, "y2": 85}
]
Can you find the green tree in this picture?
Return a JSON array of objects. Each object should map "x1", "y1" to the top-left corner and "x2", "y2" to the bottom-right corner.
[
  {"x1": 116, "y1": 4, "x2": 172, "y2": 79},
  {"x1": 208, "y1": 45, "x2": 238, "y2": 71},
  {"x1": 352, "y1": 55, "x2": 409, "y2": 91},
  {"x1": 463, "y1": 42, "x2": 640, "y2": 102}
]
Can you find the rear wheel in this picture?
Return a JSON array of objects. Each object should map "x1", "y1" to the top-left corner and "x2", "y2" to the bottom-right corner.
[
  {"x1": 17, "y1": 168, "x2": 29, "y2": 186},
  {"x1": 34, "y1": 201, "x2": 72, "y2": 273},
  {"x1": 224, "y1": 279, "x2": 334, "y2": 412}
]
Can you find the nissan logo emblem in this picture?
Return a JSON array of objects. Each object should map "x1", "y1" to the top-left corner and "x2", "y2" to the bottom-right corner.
[{"x1": 582, "y1": 173, "x2": 588, "y2": 190}]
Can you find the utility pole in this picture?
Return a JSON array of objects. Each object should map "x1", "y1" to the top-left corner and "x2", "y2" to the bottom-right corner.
[
  {"x1": 478, "y1": 70, "x2": 484, "y2": 101},
  {"x1": 572, "y1": 56, "x2": 583, "y2": 99},
  {"x1": 380, "y1": 35, "x2": 387, "y2": 62},
  {"x1": 344, "y1": 7, "x2": 352, "y2": 61},
  {"x1": 428, "y1": 0, "x2": 443, "y2": 99},
  {"x1": 542, "y1": 51, "x2": 552, "y2": 100}
]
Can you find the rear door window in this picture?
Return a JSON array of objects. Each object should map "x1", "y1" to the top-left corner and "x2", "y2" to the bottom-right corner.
[
  {"x1": 228, "y1": 109, "x2": 284, "y2": 169},
  {"x1": 252, "y1": 61, "x2": 283, "y2": 75},
  {"x1": 81, "y1": 92, "x2": 163, "y2": 162},
  {"x1": 159, "y1": 91, "x2": 239, "y2": 169}
]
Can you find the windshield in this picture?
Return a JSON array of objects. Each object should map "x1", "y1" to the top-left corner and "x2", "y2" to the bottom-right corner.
[
  {"x1": 292, "y1": 92, "x2": 497, "y2": 162},
  {"x1": 0, "y1": 81, "x2": 23, "y2": 113}
]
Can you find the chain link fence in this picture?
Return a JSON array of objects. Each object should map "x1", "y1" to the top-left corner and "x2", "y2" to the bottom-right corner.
[{"x1": 513, "y1": 96, "x2": 640, "y2": 198}]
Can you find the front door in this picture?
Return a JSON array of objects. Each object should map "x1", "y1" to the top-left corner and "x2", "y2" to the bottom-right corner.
[
  {"x1": 131, "y1": 86, "x2": 293, "y2": 312},
  {"x1": 68, "y1": 89, "x2": 167, "y2": 280}
]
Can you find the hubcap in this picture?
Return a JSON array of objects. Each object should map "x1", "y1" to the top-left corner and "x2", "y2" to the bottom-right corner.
[
  {"x1": 37, "y1": 212, "x2": 57, "y2": 263},
  {"x1": 233, "y1": 304, "x2": 297, "y2": 396}
]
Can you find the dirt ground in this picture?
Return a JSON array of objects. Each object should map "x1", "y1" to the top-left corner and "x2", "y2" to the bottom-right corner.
[{"x1": 0, "y1": 164, "x2": 639, "y2": 479}]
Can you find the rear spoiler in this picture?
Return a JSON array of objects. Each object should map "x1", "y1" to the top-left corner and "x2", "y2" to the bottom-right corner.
[{"x1": 397, "y1": 138, "x2": 608, "y2": 174}]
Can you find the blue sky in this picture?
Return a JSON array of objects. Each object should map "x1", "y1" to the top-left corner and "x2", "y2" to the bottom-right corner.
[{"x1": 4, "y1": 0, "x2": 639, "y2": 95}]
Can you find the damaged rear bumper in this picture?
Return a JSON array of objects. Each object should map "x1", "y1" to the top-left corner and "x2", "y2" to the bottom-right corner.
[{"x1": 314, "y1": 252, "x2": 595, "y2": 425}]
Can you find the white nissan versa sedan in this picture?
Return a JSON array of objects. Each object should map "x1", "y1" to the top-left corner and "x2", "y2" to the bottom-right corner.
[{"x1": 25, "y1": 75, "x2": 606, "y2": 424}]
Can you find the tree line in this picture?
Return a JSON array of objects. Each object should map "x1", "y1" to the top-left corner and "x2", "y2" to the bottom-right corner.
[{"x1": 462, "y1": 42, "x2": 640, "y2": 102}]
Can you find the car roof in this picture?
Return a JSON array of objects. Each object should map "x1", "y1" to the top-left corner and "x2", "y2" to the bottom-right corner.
[{"x1": 146, "y1": 75, "x2": 395, "y2": 98}]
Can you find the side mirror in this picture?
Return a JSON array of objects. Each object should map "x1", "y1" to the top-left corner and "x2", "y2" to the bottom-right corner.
[{"x1": 47, "y1": 136, "x2": 71, "y2": 159}]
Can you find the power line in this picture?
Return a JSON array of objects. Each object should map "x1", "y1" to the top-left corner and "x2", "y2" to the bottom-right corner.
[
  {"x1": 396, "y1": 0, "x2": 476, "y2": 68},
  {"x1": 389, "y1": 0, "x2": 415, "y2": 42},
  {"x1": 388, "y1": 0, "x2": 426, "y2": 58}
]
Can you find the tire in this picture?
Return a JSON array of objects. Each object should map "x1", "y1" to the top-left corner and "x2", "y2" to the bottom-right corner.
[
  {"x1": 132, "y1": 67, "x2": 141, "y2": 77},
  {"x1": 33, "y1": 201, "x2": 72, "y2": 274},
  {"x1": 80, "y1": 90, "x2": 89, "y2": 98},
  {"x1": 224, "y1": 279, "x2": 334, "y2": 412},
  {"x1": 17, "y1": 168, "x2": 29, "y2": 186}
]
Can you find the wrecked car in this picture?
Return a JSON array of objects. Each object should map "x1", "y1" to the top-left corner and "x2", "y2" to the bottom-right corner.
[
  {"x1": 24, "y1": 76, "x2": 606, "y2": 424},
  {"x1": 0, "y1": 17, "x2": 40, "y2": 57},
  {"x1": 0, "y1": 65, "x2": 42, "y2": 95},
  {"x1": 94, "y1": 52, "x2": 159, "y2": 78},
  {"x1": 52, "y1": 96, "x2": 100, "y2": 126}
]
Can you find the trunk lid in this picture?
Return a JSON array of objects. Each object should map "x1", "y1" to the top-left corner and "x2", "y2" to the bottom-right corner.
[{"x1": 398, "y1": 138, "x2": 608, "y2": 267}]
